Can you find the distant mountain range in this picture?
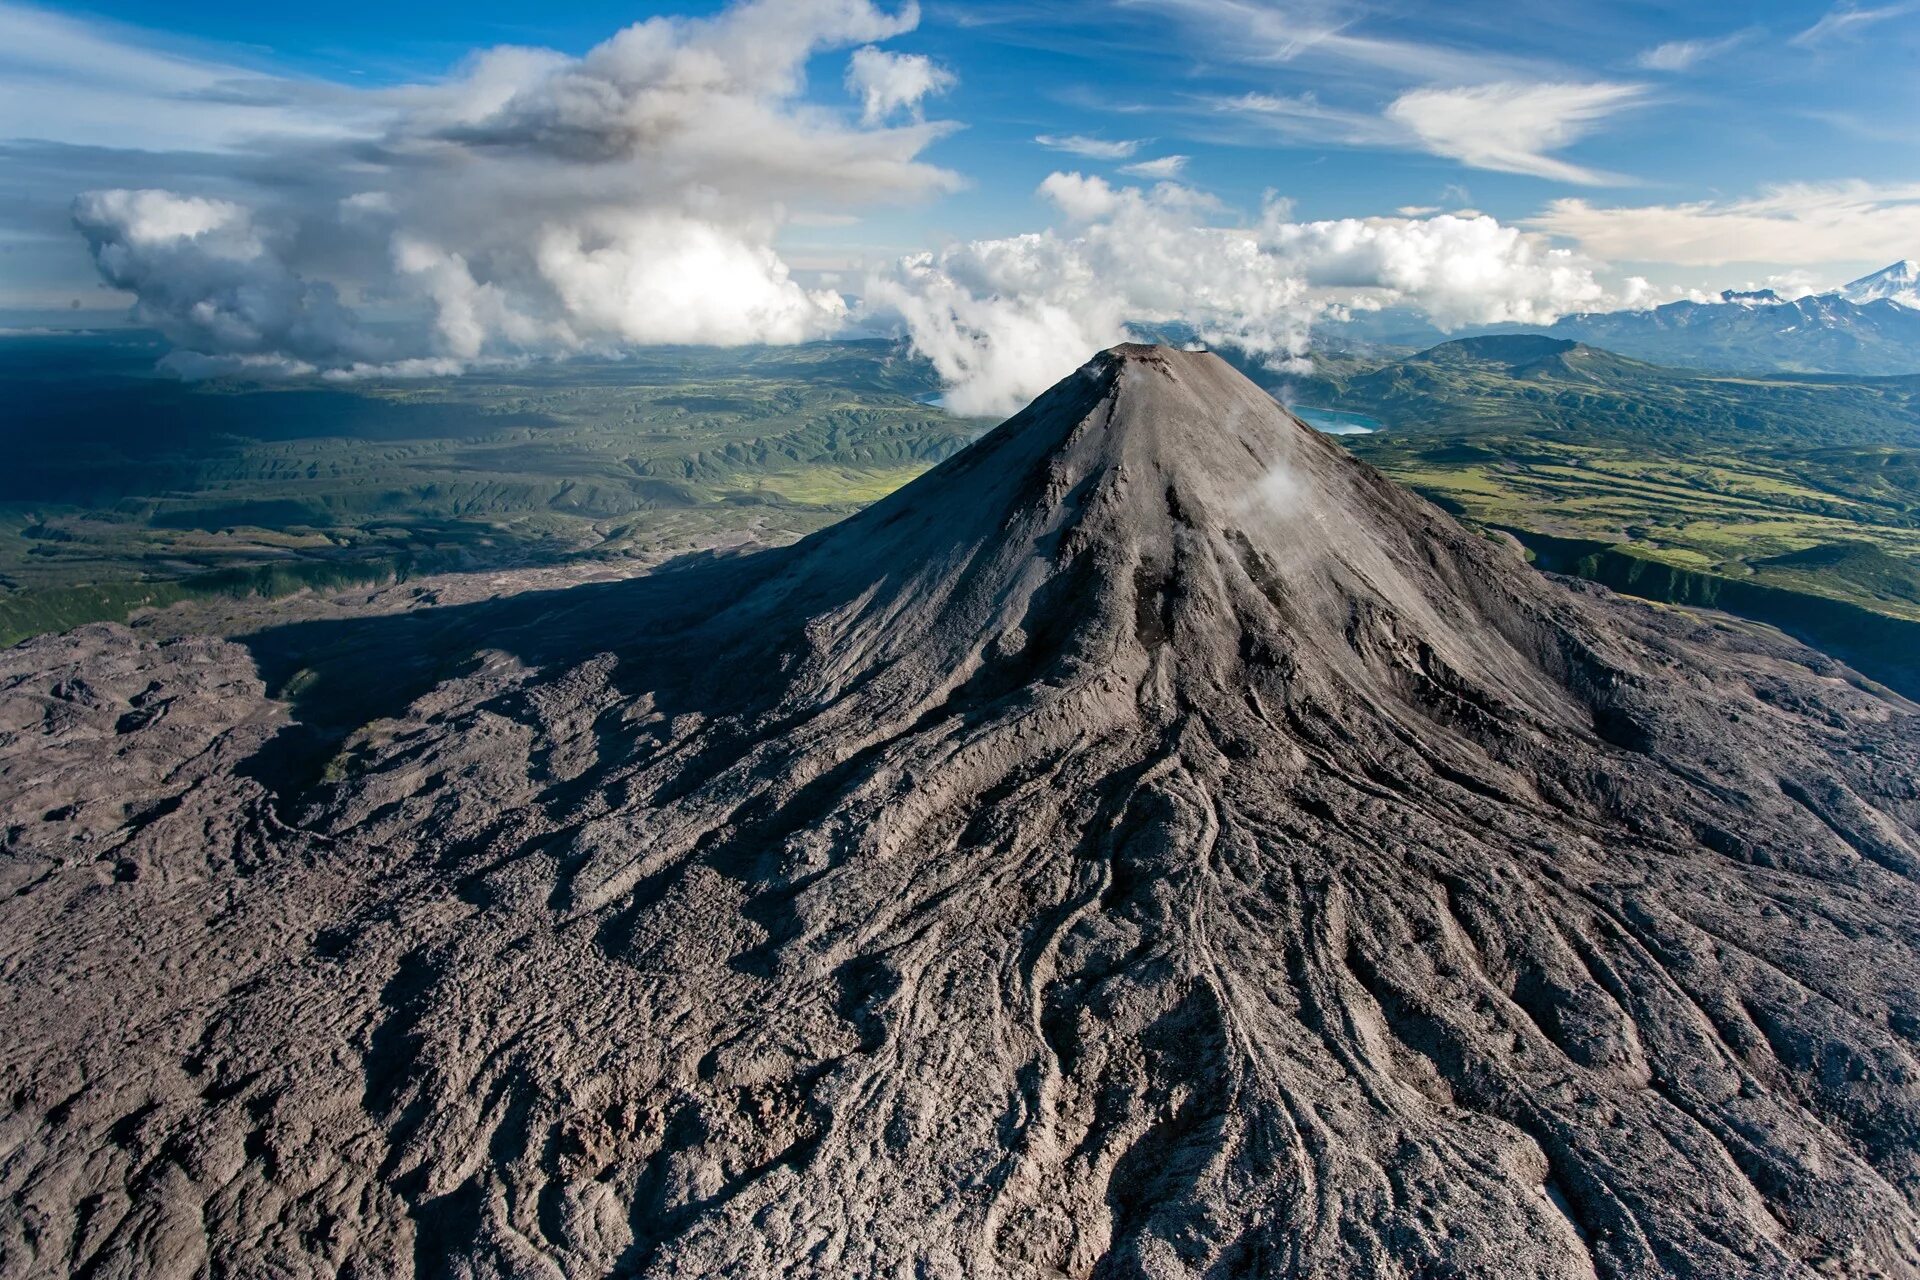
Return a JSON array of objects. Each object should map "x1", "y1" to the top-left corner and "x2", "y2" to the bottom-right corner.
[
  {"x1": 1545, "y1": 267, "x2": 1920, "y2": 377},
  {"x1": 1316, "y1": 260, "x2": 1920, "y2": 377}
]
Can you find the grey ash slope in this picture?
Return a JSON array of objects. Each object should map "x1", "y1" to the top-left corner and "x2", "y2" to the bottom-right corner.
[{"x1": 5, "y1": 346, "x2": 1920, "y2": 1278}]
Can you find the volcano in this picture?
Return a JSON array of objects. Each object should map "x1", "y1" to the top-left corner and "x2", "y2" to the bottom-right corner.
[{"x1": 5, "y1": 346, "x2": 1920, "y2": 1278}]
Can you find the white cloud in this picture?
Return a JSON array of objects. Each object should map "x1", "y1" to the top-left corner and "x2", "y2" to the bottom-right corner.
[
  {"x1": 1037, "y1": 171, "x2": 1127, "y2": 222},
  {"x1": 1034, "y1": 134, "x2": 1142, "y2": 160},
  {"x1": 863, "y1": 174, "x2": 1311, "y2": 416},
  {"x1": 72, "y1": 189, "x2": 388, "y2": 371},
  {"x1": 1634, "y1": 32, "x2": 1747, "y2": 71},
  {"x1": 0, "y1": 2, "x2": 367, "y2": 152},
  {"x1": 1118, "y1": 155, "x2": 1188, "y2": 179},
  {"x1": 1140, "y1": 0, "x2": 1541, "y2": 83},
  {"x1": 1532, "y1": 181, "x2": 1920, "y2": 266},
  {"x1": 1212, "y1": 81, "x2": 1644, "y2": 184},
  {"x1": 1215, "y1": 91, "x2": 1403, "y2": 147},
  {"x1": 1384, "y1": 82, "x2": 1645, "y2": 185},
  {"x1": 1751, "y1": 268, "x2": 1834, "y2": 298},
  {"x1": 534, "y1": 212, "x2": 849, "y2": 345},
  {"x1": 845, "y1": 45, "x2": 955, "y2": 124},
  {"x1": 864, "y1": 172, "x2": 1611, "y2": 416},
  {"x1": 74, "y1": 189, "x2": 253, "y2": 248},
  {"x1": 1269, "y1": 209, "x2": 1610, "y2": 329},
  {"x1": 1791, "y1": 2, "x2": 1917, "y2": 46},
  {"x1": 59, "y1": 0, "x2": 959, "y2": 375},
  {"x1": 392, "y1": 236, "x2": 567, "y2": 359}
]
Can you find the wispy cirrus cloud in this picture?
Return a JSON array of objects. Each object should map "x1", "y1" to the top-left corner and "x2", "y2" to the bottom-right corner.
[
  {"x1": 1118, "y1": 154, "x2": 1188, "y2": 178},
  {"x1": 1531, "y1": 181, "x2": 1920, "y2": 265},
  {"x1": 0, "y1": 2, "x2": 368, "y2": 152},
  {"x1": 1137, "y1": 0, "x2": 1541, "y2": 82},
  {"x1": 1133, "y1": 3, "x2": 1644, "y2": 185},
  {"x1": 1634, "y1": 31, "x2": 1750, "y2": 71},
  {"x1": 1803, "y1": 107, "x2": 1920, "y2": 144},
  {"x1": 1384, "y1": 81, "x2": 1645, "y2": 185},
  {"x1": 1207, "y1": 80, "x2": 1642, "y2": 183},
  {"x1": 1790, "y1": 2, "x2": 1917, "y2": 46},
  {"x1": 1212, "y1": 91, "x2": 1403, "y2": 147},
  {"x1": 1034, "y1": 133, "x2": 1143, "y2": 159}
]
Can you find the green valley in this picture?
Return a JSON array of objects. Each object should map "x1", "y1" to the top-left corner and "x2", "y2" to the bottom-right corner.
[
  {"x1": 1288, "y1": 335, "x2": 1920, "y2": 690},
  {"x1": 0, "y1": 337, "x2": 979, "y2": 645}
]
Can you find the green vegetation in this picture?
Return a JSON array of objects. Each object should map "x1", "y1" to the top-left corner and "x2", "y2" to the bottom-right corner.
[
  {"x1": 1346, "y1": 435, "x2": 1920, "y2": 615},
  {"x1": 1298, "y1": 335, "x2": 1920, "y2": 447},
  {"x1": 1292, "y1": 335, "x2": 1920, "y2": 688},
  {"x1": 0, "y1": 336, "x2": 980, "y2": 644}
]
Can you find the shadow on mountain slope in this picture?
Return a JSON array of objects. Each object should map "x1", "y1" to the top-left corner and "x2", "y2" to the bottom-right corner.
[{"x1": 232, "y1": 547, "x2": 793, "y2": 802}]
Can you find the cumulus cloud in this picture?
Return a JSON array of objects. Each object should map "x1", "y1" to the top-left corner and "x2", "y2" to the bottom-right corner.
[
  {"x1": 863, "y1": 175, "x2": 1312, "y2": 416},
  {"x1": 1532, "y1": 181, "x2": 1920, "y2": 266},
  {"x1": 864, "y1": 172, "x2": 1610, "y2": 416},
  {"x1": 42, "y1": 0, "x2": 1768, "y2": 412},
  {"x1": 66, "y1": 0, "x2": 958, "y2": 376},
  {"x1": 1749, "y1": 268, "x2": 1835, "y2": 298},
  {"x1": 1384, "y1": 82, "x2": 1645, "y2": 185},
  {"x1": 72, "y1": 189, "x2": 386, "y2": 375},
  {"x1": 1265, "y1": 210, "x2": 1609, "y2": 328},
  {"x1": 1035, "y1": 134, "x2": 1143, "y2": 160},
  {"x1": 845, "y1": 45, "x2": 955, "y2": 123},
  {"x1": 533, "y1": 213, "x2": 848, "y2": 345}
]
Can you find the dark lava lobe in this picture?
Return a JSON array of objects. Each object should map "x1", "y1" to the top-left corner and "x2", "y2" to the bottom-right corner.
[{"x1": 4, "y1": 346, "x2": 1920, "y2": 1278}]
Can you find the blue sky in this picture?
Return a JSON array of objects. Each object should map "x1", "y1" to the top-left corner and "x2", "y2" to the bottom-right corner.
[{"x1": 4, "y1": 0, "x2": 1918, "y2": 406}]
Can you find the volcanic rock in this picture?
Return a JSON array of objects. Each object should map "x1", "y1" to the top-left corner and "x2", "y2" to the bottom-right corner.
[{"x1": 4, "y1": 345, "x2": 1920, "y2": 1278}]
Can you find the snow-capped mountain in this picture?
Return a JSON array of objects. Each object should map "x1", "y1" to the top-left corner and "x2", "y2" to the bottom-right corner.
[
  {"x1": 1316, "y1": 269, "x2": 1920, "y2": 374},
  {"x1": 1837, "y1": 260, "x2": 1920, "y2": 310},
  {"x1": 1543, "y1": 286, "x2": 1920, "y2": 375}
]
